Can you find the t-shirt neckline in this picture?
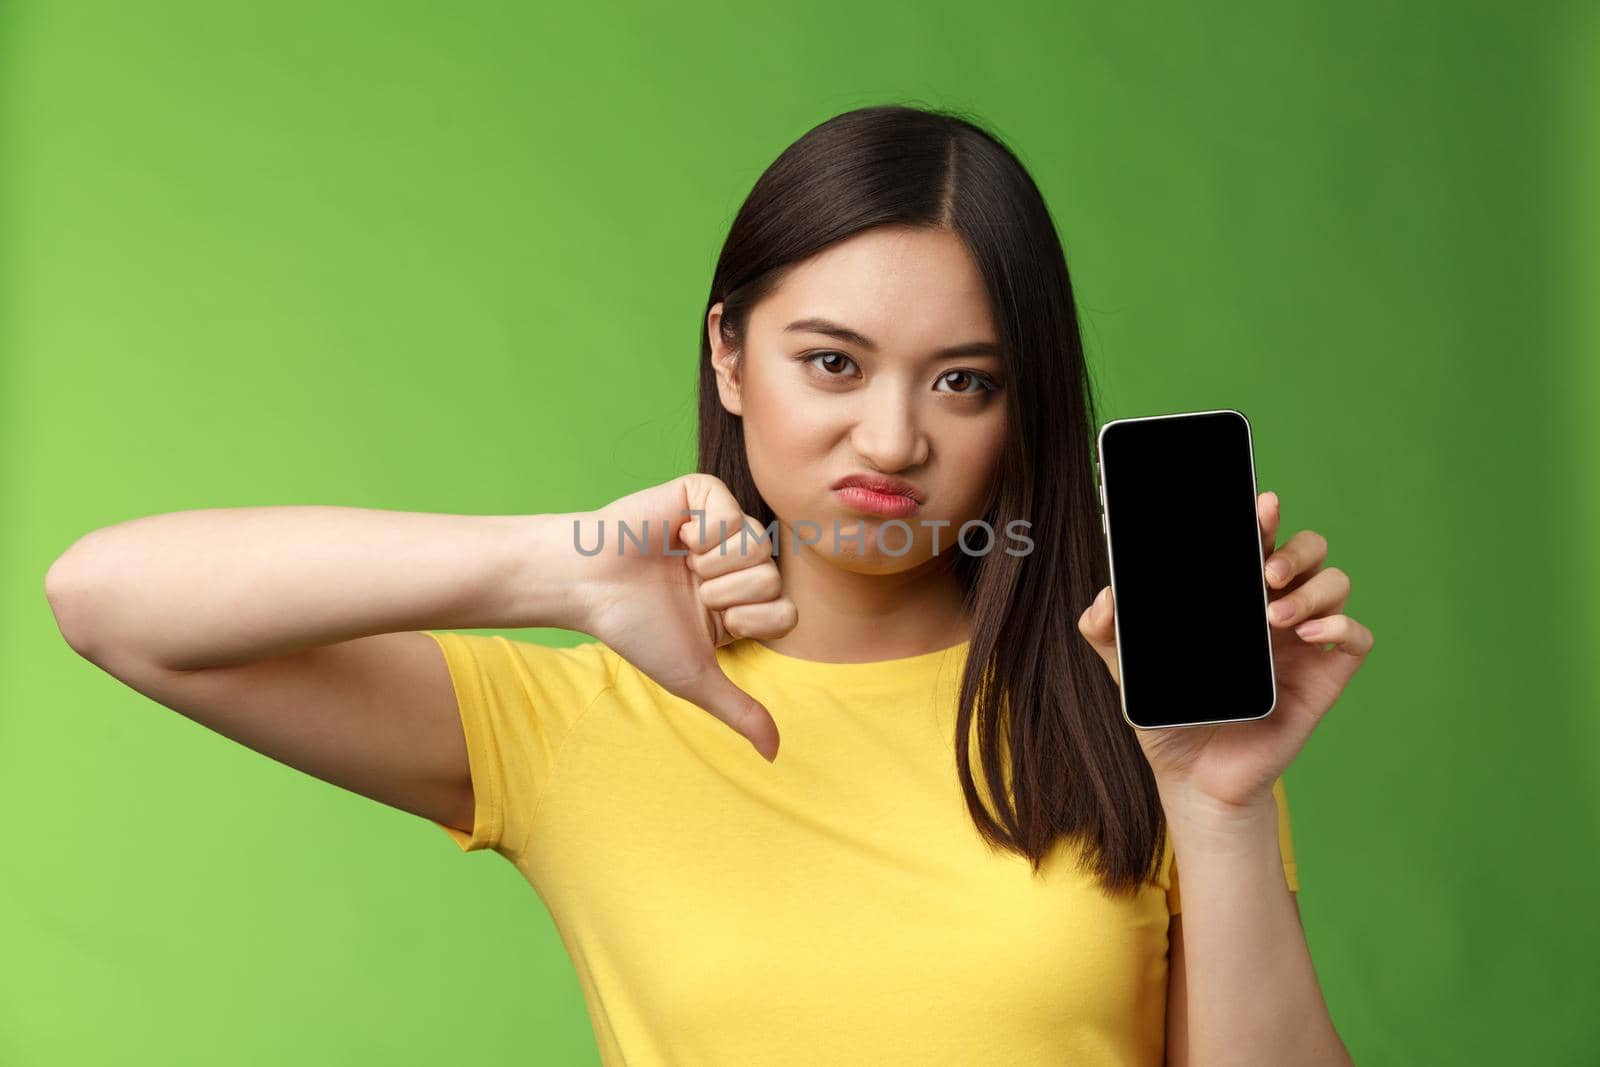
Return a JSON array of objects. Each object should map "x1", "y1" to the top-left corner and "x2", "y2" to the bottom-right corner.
[{"x1": 729, "y1": 636, "x2": 972, "y2": 679}]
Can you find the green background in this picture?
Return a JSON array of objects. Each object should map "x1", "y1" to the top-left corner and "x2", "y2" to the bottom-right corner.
[{"x1": 4, "y1": 2, "x2": 1595, "y2": 1063}]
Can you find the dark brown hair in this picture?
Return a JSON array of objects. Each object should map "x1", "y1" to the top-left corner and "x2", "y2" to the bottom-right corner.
[{"x1": 697, "y1": 103, "x2": 1166, "y2": 900}]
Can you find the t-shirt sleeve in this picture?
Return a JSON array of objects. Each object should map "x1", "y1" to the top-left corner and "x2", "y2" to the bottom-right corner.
[
  {"x1": 1164, "y1": 775, "x2": 1299, "y2": 917},
  {"x1": 423, "y1": 630, "x2": 616, "y2": 860}
]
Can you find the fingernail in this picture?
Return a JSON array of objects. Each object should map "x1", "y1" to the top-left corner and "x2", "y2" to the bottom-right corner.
[
  {"x1": 1266, "y1": 560, "x2": 1288, "y2": 583},
  {"x1": 1295, "y1": 620, "x2": 1323, "y2": 639},
  {"x1": 1270, "y1": 600, "x2": 1295, "y2": 623}
]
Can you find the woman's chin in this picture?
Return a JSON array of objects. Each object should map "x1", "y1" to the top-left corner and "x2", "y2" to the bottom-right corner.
[
  {"x1": 818, "y1": 523, "x2": 944, "y2": 574},
  {"x1": 764, "y1": 509, "x2": 942, "y2": 572}
]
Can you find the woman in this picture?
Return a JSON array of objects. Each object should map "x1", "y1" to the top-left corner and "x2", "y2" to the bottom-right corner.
[{"x1": 45, "y1": 105, "x2": 1369, "y2": 1064}]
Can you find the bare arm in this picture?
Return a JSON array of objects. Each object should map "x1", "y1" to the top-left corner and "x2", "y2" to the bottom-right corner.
[
  {"x1": 42, "y1": 475, "x2": 795, "y2": 829},
  {"x1": 43, "y1": 507, "x2": 586, "y2": 833},
  {"x1": 44, "y1": 506, "x2": 585, "y2": 670},
  {"x1": 1160, "y1": 801, "x2": 1351, "y2": 1066}
]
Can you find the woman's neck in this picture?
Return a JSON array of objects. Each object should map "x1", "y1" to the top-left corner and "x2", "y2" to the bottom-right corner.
[{"x1": 757, "y1": 542, "x2": 970, "y2": 663}]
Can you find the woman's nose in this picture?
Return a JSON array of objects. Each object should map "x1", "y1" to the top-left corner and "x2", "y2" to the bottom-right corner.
[{"x1": 849, "y1": 393, "x2": 929, "y2": 471}]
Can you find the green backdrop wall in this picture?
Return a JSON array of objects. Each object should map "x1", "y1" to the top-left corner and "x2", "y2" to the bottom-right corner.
[{"x1": 4, "y1": 2, "x2": 1595, "y2": 1064}]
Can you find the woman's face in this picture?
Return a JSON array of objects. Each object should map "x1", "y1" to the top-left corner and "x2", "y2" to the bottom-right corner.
[{"x1": 708, "y1": 224, "x2": 1009, "y2": 575}]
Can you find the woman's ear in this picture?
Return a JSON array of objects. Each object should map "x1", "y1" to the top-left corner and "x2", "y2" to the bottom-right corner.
[{"x1": 707, "y1": 302, "x2": 744, "y2": 416}]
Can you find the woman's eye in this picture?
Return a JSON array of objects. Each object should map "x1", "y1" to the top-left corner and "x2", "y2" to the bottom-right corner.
[
  {"x1": 805, "y1": 351, "x2": 857, "y2": 376},
  {"x1": 936, "y1": 370, "x2": 999, "y2": 395},
  {"x1": 800, "y1": 353, "x2": 998, "y2": 395}
]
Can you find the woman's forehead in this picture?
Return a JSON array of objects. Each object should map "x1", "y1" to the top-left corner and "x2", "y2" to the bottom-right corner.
[{"x1": 754, "y1": 252, "x2": 998, "y2": 351}]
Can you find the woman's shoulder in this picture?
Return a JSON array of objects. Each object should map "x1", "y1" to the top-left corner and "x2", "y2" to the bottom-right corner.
[{"x1": 433, "y1": 630, "x2": 621, "y2": 704}]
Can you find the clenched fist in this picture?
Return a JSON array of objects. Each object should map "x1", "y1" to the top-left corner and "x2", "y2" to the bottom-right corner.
[{"x1": 572, "y1": 473, "x2": 798, "y2": 762}]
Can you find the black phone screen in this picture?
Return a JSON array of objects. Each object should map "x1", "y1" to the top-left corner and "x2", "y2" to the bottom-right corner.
[{"x1": 1096, "y1": 409, "x2": 1276, "y2": 729}]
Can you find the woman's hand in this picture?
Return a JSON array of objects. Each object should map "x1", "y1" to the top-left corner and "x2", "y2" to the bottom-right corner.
[
  {"x1": 572, "y1": 473, "x2": 797, "y2": 762},
  {"x1": 1076, "y1": 490, "x2": 1374, "y2": 813}
]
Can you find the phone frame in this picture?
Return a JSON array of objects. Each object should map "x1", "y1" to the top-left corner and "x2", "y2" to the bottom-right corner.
[{"x1": 1094, "y1": 407, "x2": 1278, "y2": 731}]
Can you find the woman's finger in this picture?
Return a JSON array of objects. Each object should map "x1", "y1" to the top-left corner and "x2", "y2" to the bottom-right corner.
[
  {"x1": 1291, "y1": 612, "x2": 1376, "y2": 658},
  {"x1": 669, "y1": 660, "x2": 782, "y2": 761},
  {"x1": 721, "y1": 596, "x2": 799, "y2": 641},
  {"x1": 1258, "y1": 490, "x2": 1280, "y2": 562},
  {"x1": 687, "y1": 513, "x2": 775, "y2": 579},
  {"x1": 1268, "y1": 565, "x2": 1351, "y2": 627},
  {"x1": 698, "y1": 559, "x2": 784, "y2": 610},
  {"x1": 1077, "y1": 586, "x2": 1120, "y2": 681},
  {"x1": 1264, "y1": 527, "x2": 1330, "y2": 589},
  {"x1": 678, "y1": 475, "x2": 749, "y2": 550}
]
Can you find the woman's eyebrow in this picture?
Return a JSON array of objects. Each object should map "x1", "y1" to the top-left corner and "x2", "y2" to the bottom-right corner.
[{"x1": 782, "y1": 316, "x2": 1002, "y2": 360}]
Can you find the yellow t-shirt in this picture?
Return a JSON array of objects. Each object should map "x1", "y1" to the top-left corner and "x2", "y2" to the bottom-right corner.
[{"x1": 424, "y1": 630, "x2": 1300, "y2": 1066}]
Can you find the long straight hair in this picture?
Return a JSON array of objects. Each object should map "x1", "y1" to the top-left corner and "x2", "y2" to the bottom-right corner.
[{"x1": 697, "y1": 104, "x2": 1166, "y2": 899}]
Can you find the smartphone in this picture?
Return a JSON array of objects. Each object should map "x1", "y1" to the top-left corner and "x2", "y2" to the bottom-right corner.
[{"x1": 1095, "y1": 408, "x2": 1276, "y2": 729}]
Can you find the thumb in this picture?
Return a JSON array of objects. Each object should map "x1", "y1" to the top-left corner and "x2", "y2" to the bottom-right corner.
[
  {"x1": 674, "y1": 662, "x2": 781, "y2": 763},
  {"x1": 1076, "y1": 585, "x2": 1120, "y2": 682}
]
